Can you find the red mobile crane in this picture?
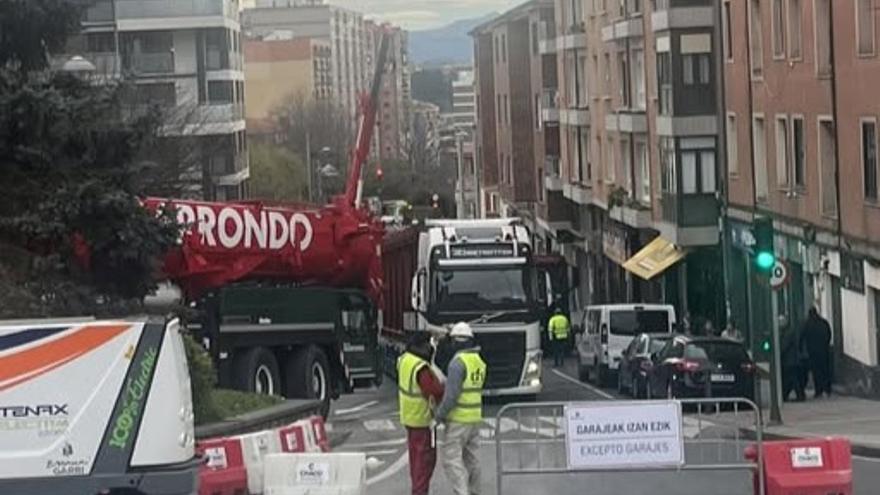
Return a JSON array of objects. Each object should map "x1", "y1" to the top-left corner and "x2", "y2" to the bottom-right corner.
[{"x1": 141, "y1": 32, "x2": 394, "y2": 415}]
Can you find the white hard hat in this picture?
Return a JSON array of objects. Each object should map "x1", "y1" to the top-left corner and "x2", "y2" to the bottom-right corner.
[{"x1": 449, "y1": 322, "x2": 474, "y2": 339}]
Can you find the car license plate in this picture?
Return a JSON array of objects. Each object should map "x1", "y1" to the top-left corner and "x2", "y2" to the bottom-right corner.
[{"x1": 711, "y1": 373, "x2": 736, "y2": 383}]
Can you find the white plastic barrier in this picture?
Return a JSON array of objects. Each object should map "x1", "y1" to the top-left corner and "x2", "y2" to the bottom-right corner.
[
  {"x1": 262, "y1": 453, "x2": 367, "y2": 495},
  {"x1": 238, "y1": 429, "x2": 283, "y2": 494}
]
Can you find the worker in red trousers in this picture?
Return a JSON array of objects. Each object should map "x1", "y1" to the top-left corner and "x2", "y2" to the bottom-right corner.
[{"x1": 398, "y1": 333, "x2": 445, "y2": 495}]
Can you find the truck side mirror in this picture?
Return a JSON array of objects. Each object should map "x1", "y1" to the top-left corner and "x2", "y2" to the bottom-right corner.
[{"x1": 411, "y1": 268, "x2": 427, "y2": 313}]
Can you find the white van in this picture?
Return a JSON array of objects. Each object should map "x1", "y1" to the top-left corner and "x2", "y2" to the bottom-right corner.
[
  {"x1": 0, "y1": 317, "x2": 197, "y2": 494},
  {"x1": 576, "y1": 304, "x2": 676, "y2": 387}
]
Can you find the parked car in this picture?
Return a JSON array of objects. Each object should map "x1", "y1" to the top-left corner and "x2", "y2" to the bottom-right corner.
[
  {"x1": 576, "y1": 304, "x2": 676, "y2": 387},
  {"x1": 617, "y1": 333, "x2": 675, "y2": 398},
  {"x1": 647, "y1": 336, "x2": 756, "y2": 401}
]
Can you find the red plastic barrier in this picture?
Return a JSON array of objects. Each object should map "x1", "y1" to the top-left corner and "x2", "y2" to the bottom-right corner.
[
  {"x1": 745, "y1": 437, "x2": 852, "y2": 495},
  {"x1": 278, "y1": 422, "x2": 308, "y2": 453},
  {"x1": 309, "y1": 416, "x2": 330, "y2": 452},
  {"x1": 197, "y1": 437, "x2": 249, "y2": 495}
]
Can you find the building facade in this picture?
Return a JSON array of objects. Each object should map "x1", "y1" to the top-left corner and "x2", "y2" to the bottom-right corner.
[
  {"x1": 366, "y1": 22, "x2": 411, "y2": 162},
  {"x1": 451, "y1": 71, "x2": 479, "y2": 219},
  {"x1": 78, "y1": 0, "x2": 250, "y2": 200},
  {"x1": 242, "y1": 4, "x2": 367, "y2": 121},
  {"x1": 243, "y1": 36, "x2": 332, "y2": 127},
  {"x1": 725, "y1": 0, "x2": 880, "y2": 396},
  {"x1": 471, "y1": 0, "x2": 556, "y2": 224}
]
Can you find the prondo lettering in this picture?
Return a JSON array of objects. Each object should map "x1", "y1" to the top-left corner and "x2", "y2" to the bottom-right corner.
[
  {"x1": 151, "y1": 201, "x2": 314, "y2": 252},
  {"x1": 108, "y1": 346, "x2": 158, "y2": 449}
]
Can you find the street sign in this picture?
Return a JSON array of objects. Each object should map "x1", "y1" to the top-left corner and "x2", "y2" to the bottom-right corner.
[
  {"x1": 564, "y1": 401, "x2": 684, "y2": 470},
  {"x1": 770, "y1": 260, "x2": 790, "y2": 290}
]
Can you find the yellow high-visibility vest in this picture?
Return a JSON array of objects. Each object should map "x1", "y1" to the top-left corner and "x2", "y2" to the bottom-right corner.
[
  {"x1": 447, "y1": 351, "x2": 487, "y2": 424},
  {"x1": 397, "y1": 352, "x2": 432, "y2": 428},
  {"x1": 549, "y1": 313, "x2": 570, "y2": 340}
]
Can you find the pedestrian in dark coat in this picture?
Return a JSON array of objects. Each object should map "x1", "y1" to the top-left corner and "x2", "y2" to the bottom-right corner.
[
  {"x1": 781, "y1": 326, "x2": 806, "y2": 402},
  {"x1": 800, "y1": 307, "x2": 833, "y2": 397}
]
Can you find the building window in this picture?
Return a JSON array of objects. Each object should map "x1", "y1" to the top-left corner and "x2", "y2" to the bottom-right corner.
[
  {"x1": 858, "y1": 0, "x2": 877, "y2": 57},
  {"x1": 538, "y1": 167, "x2": 545, "y2": 201},
  {"x1": 682, "y1": 53, "x2": 711, "y2": 86},
  {"x1": 727, "y1": 113, "x2": 738, "y2": 175},
  {"x1": 772, "y1": 0, "x2": 786, "y2": 58},
  {"x1": 208, "y1": 81, "x2": 233, "y2": 104},
  {"x1": 819, "y1": 118, "x2": 838, "y2": 216},
  {"x1": 660, "y1": 137, "x2": 676, "y2": 194},
  {"x1": 788, "y1": 0, "x2": 803, "y2": 59},
  {"x1": 636, "y1": 141, "x2": 650, "y2": 204},
  {"x1": 136, "y1": 82, "x2": 176, "y2": 107},
  {"x1": 504, "y1": 94, "x2": 509, "y2": 124},
  {"x1": 792, "y1": 116, "x2": 806, "y2": 188},
  {"x1": 723, "y1": 1, "x2": 733, "y2": 62},
  {"x1": 604, "y1": 53, "x2": 612, "y2": 96},
  {"x1": 620, "y1": 139, "x2": 631, "y2": 191},
  {"x1": 862, "y1": 119, "x2": 878, "y2": 200},
  {"x1": 633, "y1": 49, "x2": 646, "y2": 110},
  {"x1": 535, "y1": 93, "x2": 541, "y2": 130},
  {"x1": 815, "y1": 0, "x2": 832, "y2": 75},
  {"x1": 754, "y1": 115, "x2": 769, "y2": 201},
  {"x1": 494, "y1": 36, "x2": 499, "y2": 63},
  {"x1": 502, "y1": 34, "x2": 507, "y2": 62},
  {"x1": 680, "y1": 138, "x2": 717, "y2": 194},
  {"x1": 619, "y1": 51, "x2": 630, "y2": 108},
  {"x1": 657, "y1": 51, "x2": 672, "y2": 115},
  {"x1": 497, "y1": 94, "x2": 502, "y2": 124},
  {"x1": 608, "y1": 138, "x2": 617, "y2": 183},
  {"x1": 775, "y1": 116, "x2": 790, "y2": 188},
  {"x1": 750, "y1": 0, "x2": 764, "y2": 77},
  {"x1": 577, "y1": 128, "x2": 589, "y2": 183}
]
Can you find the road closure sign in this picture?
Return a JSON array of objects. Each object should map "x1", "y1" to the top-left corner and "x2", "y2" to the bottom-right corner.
[{"x1": 564, "y1": 401, "x2": 684, "y2": 470}]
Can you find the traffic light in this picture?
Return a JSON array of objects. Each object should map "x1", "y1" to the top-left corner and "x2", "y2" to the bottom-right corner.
[
  {"x1": 376, "y1": 167, "x2": 384, "y2": 181},
  {"x1": 753, "y1": 216, "x2": 775, "y2": 272},
  {"x1": 761, "y1": 338, "x2": 771, "y2": 353}
]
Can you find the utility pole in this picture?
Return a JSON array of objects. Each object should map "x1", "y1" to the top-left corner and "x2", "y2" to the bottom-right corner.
[
  {"x1": 769, "y1": 288, "x2": 783, "y2": 424},
  {"x1": 306, "y1": 131, "x2": 313, "y2": 203}
]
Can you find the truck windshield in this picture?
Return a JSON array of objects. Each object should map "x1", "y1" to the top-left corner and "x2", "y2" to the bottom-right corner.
[{"x1": 431, "y1": 267, "x2": 533, "y2": 313}]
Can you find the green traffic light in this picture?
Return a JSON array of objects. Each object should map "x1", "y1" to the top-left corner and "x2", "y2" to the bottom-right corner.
[
  {"x1": 762, "y1": 340, "x2": 771, "y2": 352},
  {"x1": 756, "y1": 252, "x2": 776, "y2": 270}
]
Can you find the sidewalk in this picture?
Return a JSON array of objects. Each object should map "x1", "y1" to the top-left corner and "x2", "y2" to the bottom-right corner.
[{"x1": 758, "y1": 394, "x2": 880, "y2": 457}]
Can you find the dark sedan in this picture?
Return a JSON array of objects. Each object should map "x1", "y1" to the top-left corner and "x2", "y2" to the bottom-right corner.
[
  {"x1": 617, "y1": 333, "x2": 675, "y2": 398},
  {"x1": 647, "y1": 336, "x2": 756, "y2": 401}
]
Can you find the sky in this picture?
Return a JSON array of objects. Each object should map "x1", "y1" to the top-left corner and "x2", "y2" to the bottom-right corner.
[
  {"x1": 243, "y1": 0, "x2": 523, "y2": 30},
  {"x1": 332, "y1": 0, "x2": 521, "y2": 29}
]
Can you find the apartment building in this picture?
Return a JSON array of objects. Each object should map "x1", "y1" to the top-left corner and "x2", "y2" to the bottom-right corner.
[
  {"x1": 725, "y1": 0, "x2": 880, "y2": 396},
  {"x1": 451, "y1": 71, "x2": 479, "y2": 218},
  {"x1": 411, "y1": 100, "x2": 442, "y2": 169},
  {"x1": 243, "y1": 36, "x2": 332, "y2": 128},
  {"x1": 242, "y1": 4, "x2": 368, "y2": 121},
  {"x1": 366, "y1": 22, "x2": 411, "y2": 162},
  {"x1": 534, "y1": 0, "x2": 726, "y2": 323},
  {"x1": 77, "y1": 0, "x2": 249, "y2": 200},
  {"x1": 471, "y1": 0, "x2": 557, "y2": 225}
]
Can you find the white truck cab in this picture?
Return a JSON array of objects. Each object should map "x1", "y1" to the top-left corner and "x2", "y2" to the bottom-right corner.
[
  {"x1": 0, "y1": 317, "x2": 197, "y2": 494},
  {"x1": 410, "y1": 218, "x2": 543, "y2": 396},
  {"x1": 576, "y1": 304, "x2": 676, "y2": 387}
]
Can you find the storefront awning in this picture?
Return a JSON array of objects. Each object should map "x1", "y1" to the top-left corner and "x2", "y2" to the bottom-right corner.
[{"x1": 622, "y1": 236, "x2": 687, "y2": 280}]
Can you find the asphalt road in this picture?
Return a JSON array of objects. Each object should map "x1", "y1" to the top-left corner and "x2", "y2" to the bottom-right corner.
[{"x1": 327, "y1": 358, "x2": 879, "y2": 495}]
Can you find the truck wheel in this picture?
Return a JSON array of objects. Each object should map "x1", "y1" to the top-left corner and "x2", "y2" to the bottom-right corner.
[
  {"x1": 285, "y1": 346, "x2": 331, "y2": 417},
  {"x1": 233, "y1": 347, "x2": 281, "y2": 396}
]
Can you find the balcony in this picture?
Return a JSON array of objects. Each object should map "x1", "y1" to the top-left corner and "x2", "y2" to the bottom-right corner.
[
  {"x1": 559, "y1": 24, "x2": 587, "y2": 51},
  {"x1": 126, "y1": 52, "x2": 174, "y2": 74},
  {"x1": 114, "y1": 0, "x2": 233, "y2": 20},
  {"x1": 657, "y1": 193, "x2": 719, "y2": 246},
  {"x1": 602, "y1": 17, "x2": 644, "y2": 42},
  {"x1": 544, "y1": 156, "x2": 563, "y2": 192},
  {"x1": 609, "y1": 204, "x2": 652, "y2": 229},
  {"x1": 560, "y1": 108, "x2": 590, "y2": 127},
  {"x1": 162, "y1": 103, "x2": 246, "y2": 136},
  {"x1": 538, "y1": 21, "x2": 557, "y2": 54},
  {"x1": 541, "y1": 89, "x2": 560, "y2": 123},
  {"x1": 651, "y1": 1, "x2": 714, "y2": 32},
  {"x1": 606, "y1": 110, "x2": 648, "y2": 133},
  {"x1": 656, "y1": 115, "x2": 718, "y2": 137},
  {"x1": 563, "y1": 182, "x2": 592, "y2": 205}
]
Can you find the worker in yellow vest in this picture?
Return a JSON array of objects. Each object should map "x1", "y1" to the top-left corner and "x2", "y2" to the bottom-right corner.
[
  {"x1": 398, "y1": 334, "x2": 445, "y2": 495},
  {"x1": 548, "y1": 307, "x2": 570, "y2": 368},
  {"x1": 435, "y1": 322, "x2": 487, "y2": 495}
]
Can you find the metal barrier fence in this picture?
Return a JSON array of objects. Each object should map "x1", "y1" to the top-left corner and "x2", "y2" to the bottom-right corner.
[{"x1": 494, "y1": 398, "x2": 765, "y2": 495}]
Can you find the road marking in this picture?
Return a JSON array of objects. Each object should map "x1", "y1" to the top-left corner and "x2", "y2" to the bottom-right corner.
[
  {"x1": 363, "y1": 419, "x2": 398, "y2": 432},
  {"x1": 344, "y1": 437, "x2": 408, "y2": 449},
  {"x1": 550, "y1": 369, "x2": 615, "y2": 399},
  {"x1": 366, "y1": 451, "x2": 409, "y2": 485},
  {"x1": 334, "y1": 400, "x2": 379, "y2": 416}
]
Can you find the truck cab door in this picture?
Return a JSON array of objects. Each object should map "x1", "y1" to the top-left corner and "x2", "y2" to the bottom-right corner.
[{"x1": 341, "y1": 295, "x2": 380, "y2": 385}]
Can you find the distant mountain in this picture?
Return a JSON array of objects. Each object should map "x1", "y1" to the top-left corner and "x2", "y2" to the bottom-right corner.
[{"x1": 410, "y1": 14, "x2": 497, "y2": 66}]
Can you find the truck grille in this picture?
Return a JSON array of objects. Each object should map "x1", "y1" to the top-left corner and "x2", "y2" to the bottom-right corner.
[{"x1": 475, "y1": 332, "x2": 525, "y2": 389}]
